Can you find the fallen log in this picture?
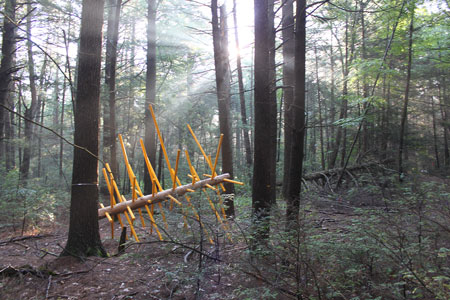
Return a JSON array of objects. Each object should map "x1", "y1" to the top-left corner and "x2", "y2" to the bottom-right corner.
[
  {"x1": 98, "y1": 173, "x2": 230, "y2": 219},
  {"x1": 302, "y1": 160, "x2": 393, "y2": 182}
]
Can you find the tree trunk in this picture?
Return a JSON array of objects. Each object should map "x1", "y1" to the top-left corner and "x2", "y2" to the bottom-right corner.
[
  {"x1": 314, "y1": 46, "x2": 325, "y2": 170},
  {"x1": 268, "y1": 0, "x2": 277, "y2": 207},
  {"x1": 252, "y1": 0, "x2": 276, "y2": 240},
  {"x1": 329, "y1": 31, "x2": 336, "y2": 166},
  {"x1": 212, "y1": 1, "x2": 235, "y2": 216},
  {"x1": 104, "y1": 0, "x2": 122, "y2": 185},
  {"x1": 232, "y1": 0, "x2": 252, "y2": 168},
  {"x1": 0, "y1": 0, "x2": 16, "y2": 164},
  {"x1": 430, "y1": 95, "x2": 440, "y2": 169},
  {"x1": 20, "y1": 3, "x2": 40, "y2": 182},
  {"x1": 329, "y1": 10, "x2": 353, "y2": 169},
  {"x1": 144, "y1": 0, "x2": 157, "y2": 196},
  {"x1": 35, "y1": 56, "x2": 48, "y2": 178},
  {"x1": 398, "y1": 6, "x2": 414, "y2": 181},
  {"x1": 285, "y1": 0, "x2": 306, "y2": 226},
  {"x1": 360, "y1": 0, "x2": 369, "y2": 154},
  {"x1": 62, "y1": 0, "x2": 106, "y2": 257},
  {"x1": 4, "y1": 95, "x2": 15, "y2": 171},
  {"x1": 282, "y1": 0, "x2": 295, "y2": 198}
]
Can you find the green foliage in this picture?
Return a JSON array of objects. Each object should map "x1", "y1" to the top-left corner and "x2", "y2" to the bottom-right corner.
[
  {"x1": 230, "y1": 177, "x2": 450, "y2": 299},
  {"x1": 0, "y1": 167, "x2": 68, "y2": 232}
]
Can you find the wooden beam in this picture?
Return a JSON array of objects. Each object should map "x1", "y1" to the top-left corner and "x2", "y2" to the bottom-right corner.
[{"x1": 98, "y1": 173, "x2": 230, "y2": 219}]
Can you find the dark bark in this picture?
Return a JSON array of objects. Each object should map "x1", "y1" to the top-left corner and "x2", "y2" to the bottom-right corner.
[
  {"x1": 398, "y1": 6, "x2": 414, "y2": 181},
  {"x1": 104, "y1": 0, "x2": 122, "y2": 182},
  {"x1": 252, "y1": 0, "x2": 276, "y2": 239},
  {"x1": 232, "y1": 0, "x2": 252, "y2": 168},
  {"x1": 144, "y1": 0, "x2": 157, "y2": 196},
  {"x1": 36, "y1": 99, "x2": 45, "y2": 177},
  {"x1": 268, "y1": 0, "x2": 277, "y2": 207},
  {"x1": 212, "y1": 1, "x2": 235, "y2": 216},
  {"x1": 430, "y1": 95, "x2": 440, "y2": 169},
  {"x1": 60, "y1": 70, "x2": 67, "y2": 177},
  {"x1": 282, "y1": 0, "x2": 295, "y2": 198},
  {"x1": 20, "y1": 3, "x2": 40, "y2": 181},
  {"x1": 4, "y1": 96, "x2": 15, "y2": 171},
  {"x1": 0, "y1": 0, "x2": 16, "y2": 164},
  {"x1": 285, "y1": 0, "x2": 306, "y2": 226},
  {"x1": 62, "y1": 0, "x2": 106, "y2": 257}
]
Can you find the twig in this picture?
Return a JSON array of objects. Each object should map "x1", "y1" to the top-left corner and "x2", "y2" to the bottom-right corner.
[
  {"x1": 0, "y1": 234, "x2": 52, "y2": 246},
  {"x1": 45, "y1": 275, "x2": 52, "y2": 300}
]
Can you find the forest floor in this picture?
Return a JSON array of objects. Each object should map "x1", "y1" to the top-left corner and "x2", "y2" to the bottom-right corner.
[{"x1": 0, "y1": 173, "x2": 449, "y2": 300}]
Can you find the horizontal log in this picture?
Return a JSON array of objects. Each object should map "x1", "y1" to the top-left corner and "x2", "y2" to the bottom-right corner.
[
  {"x1": 98, "y1": 173, "x2": 230, "y2": 219},
  {"x1": 302, "y1": 159, "x2": 394, "y2": 181}
]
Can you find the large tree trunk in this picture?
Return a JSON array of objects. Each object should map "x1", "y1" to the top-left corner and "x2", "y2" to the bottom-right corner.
[
  {"x1": 20, "y1": 3, "x2": 40, "y2": 182},
  {"x1": 63, "y1": 0, "x2": 106, "y2": 257},
  {"x1": 212, "y1": 1, "x2": 235, "y2": 216},
  {"x1": 144, "y1": 0, "x2": 157, "y2": 196},
  {"x1": 232, "y1": 0, "x2": 252, "y2": 168},
  {"x1": 0, "y1": 0, "x2": 16, "y2": 164},
  {"x1": 285, "y1": 0, "x2": 306, "y2": 226},
  {"x1": 104, "y1": 0, "x2": 122, "y2": 183},
  {"x1": 252, "y1": 0, "x2": 276, "y2": 240},
  {"x1": 398, "y1": 6, "x2": 414, "y2": 181},
  {"x1": 268, "y1": 0, "x2": 277, "y2": 206},
  {"x1": 282, "y1": 0, "x2": 295, "y2": 198}
]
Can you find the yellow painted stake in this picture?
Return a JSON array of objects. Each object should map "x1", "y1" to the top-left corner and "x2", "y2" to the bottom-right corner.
[
  {"x1": 167, "y1": 194, "x2": 182, "y2": 206},
  {"x1": 212, "y1": 134, "x2": 223, "y2": 179},
  {"x1": 187, "y1": 125, "x2": 226, "y2": 192},
  {"x1": 149, "y1": 105, "x2": 173, "y2": 172},
  {"x1": 101, "y1": 209, "x2": 115, "y2": 239},
  {"x1": 215, "y1": 190, "x2": 228, "y2": 222},
  {"x1": 103, "y1": 167, "x2": 125, "y2": 234},
  {"x1": 185, "y1": 150, "x2": 201, "y2": 181},
  {"x1": 99, "y1": 203, "x2": 114, "y2": 239},
  {"x1": 184, "y1": 156, "x2": 216, "y2": 244},
  {"x1": 140, "y1": 139, "x2": 169, "y2": 230},
  {"x1": 205, "y1": 184, "x2": 217, "y2": 191},
  {"x1": 149, "y1": 106, "x2": 185, "y2": 213},
  {"x1": 203, "y1": 174, "x2": 244, "y2": 185},
  {"x1": 202, "y1": 189, "x2": 231, "y2": 241},
  {"x1": 187, "y1": 124, "x2": 214, "y2": 171},
  {"x1": 173, "y1": 150, "x2": 181, "y2": 190},
  {"x1": 108, "y1": 167, "x2": 137, "y2": 240},
  {"x1": 119, "y1": 134, "x2": 150, "y2": 229},
  {"x1": 132, "y1": 176, "x2": 137, "y2": 202},
  {"x1": 144, "y1": 204, "x2": 163, "y2": 240}
]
